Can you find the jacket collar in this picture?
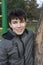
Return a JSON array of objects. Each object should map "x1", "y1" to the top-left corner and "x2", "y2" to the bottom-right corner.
[{"x1": 2, "y1": 28, "x2": 28, "y2": 40}]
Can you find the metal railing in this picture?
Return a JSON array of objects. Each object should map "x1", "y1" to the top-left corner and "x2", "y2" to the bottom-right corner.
[{"x1": 0, "y1": 0, "x2": 8, "y2": 34}]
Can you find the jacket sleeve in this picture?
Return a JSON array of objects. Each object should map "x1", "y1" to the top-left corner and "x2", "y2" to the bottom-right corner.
[{"x1": 0, "y1": 42, "x2": 8, "y2": 65}]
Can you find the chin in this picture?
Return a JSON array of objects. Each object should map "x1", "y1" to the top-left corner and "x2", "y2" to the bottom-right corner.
[{"x1": 16, "y1": 32, "x2": 24, "y2": 35}]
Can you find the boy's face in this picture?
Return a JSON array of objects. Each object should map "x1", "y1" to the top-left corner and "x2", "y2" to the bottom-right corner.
[{"x1": 9, "y1": 18, "x2": 26, "y2": 35}]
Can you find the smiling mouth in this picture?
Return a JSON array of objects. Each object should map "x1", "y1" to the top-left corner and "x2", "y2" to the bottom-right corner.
[
  {"x1": 16, "y1": 29, "x2": 23, "y2": 32},
  {"x1": 18, "y1": 30, "x2": 22, "y2": 32}
]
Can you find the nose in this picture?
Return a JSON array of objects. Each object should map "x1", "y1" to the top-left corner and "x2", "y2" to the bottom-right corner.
[{"x1": 17, "y1": 22, "x2": 21, "y2": 27}]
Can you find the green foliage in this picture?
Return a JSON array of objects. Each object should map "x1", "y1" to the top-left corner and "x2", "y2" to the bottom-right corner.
[
  {"x1": 7, "y1": 0, "x2": 26, "y2": 12},
  {"x1": 7, "y1": 0, "x2": 39, "y2": 20},
  {"x1": 0, "y1": 0, "x2": 42, "y2": 27},
  {"x1": 0, "y1": 0, "x2": 1, "y2": 1},
  {"x1": 26, "y1": 0, "x2": 39, "y2": 20}
]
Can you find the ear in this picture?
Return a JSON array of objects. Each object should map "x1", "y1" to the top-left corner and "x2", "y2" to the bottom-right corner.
[{"x1": 9, "y1": 22, "x2": 12, "y2": 28}]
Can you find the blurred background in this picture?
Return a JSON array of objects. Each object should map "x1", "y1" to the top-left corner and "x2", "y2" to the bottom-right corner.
[{"x1": 0, "y1": 0, "x2": 43, "y2": 39}]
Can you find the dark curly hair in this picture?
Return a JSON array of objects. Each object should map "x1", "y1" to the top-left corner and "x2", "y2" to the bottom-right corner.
[{"x1": 8, "y1": 8, "x2": 27, "y2": 23}]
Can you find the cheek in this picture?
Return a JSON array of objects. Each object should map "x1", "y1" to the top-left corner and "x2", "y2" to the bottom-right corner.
[
  {"x1": 21, "y1": 23, "x2": 26, "y2": 27},
  {"x1": 10, "y1": 24, "x2": 16, "y2": 29}
]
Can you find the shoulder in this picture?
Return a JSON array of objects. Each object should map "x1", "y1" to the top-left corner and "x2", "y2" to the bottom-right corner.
[
  {"x1": 26, "y1": 29, "x2": 34, "y2": 36},
  {"x1": 0, "y1": 39, "x2": 12, "y2": 49},
  {"x1": 25, "y1": 29, "x2": 34, "y2": 41},
  {"x1": 2, "y1": 31, "x2": 14, "y2": 40}
]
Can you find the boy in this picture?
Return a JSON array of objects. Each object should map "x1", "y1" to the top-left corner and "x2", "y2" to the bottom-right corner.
[{"x1": 0, "y1": 8, "x2": 34, "y2": 65}]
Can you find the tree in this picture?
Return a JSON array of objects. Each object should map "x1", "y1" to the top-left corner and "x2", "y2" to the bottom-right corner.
[
  {"x1": 41, "y1": 3, "x2": 43, "y2": 11},
  {"x1": 26, "y1": 0, "x2": 39, "y2": 20},
  {"x1": 7, "y1": 0, "x2": 40, "y2": 20},
  {"x1": 7, "y1": 0, "x2": 26, "y2": 12}
]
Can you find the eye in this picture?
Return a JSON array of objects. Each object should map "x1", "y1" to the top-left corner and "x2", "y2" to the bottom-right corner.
[
  {"x1": 12, "y1": 21, "x2": 17, "y2": 24},
  {"x1": 20, "y1": 21, "x2": 25, "y2": 23}
]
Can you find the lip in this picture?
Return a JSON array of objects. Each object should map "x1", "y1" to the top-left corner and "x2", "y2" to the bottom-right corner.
[{"x1": 16, "y1": 29, "x2": 23, "y2": 32}]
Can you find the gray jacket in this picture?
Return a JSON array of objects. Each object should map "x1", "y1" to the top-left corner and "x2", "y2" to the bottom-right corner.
[{"x1": 0, "y1": 29, "x2": 34, "y2": 65}]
